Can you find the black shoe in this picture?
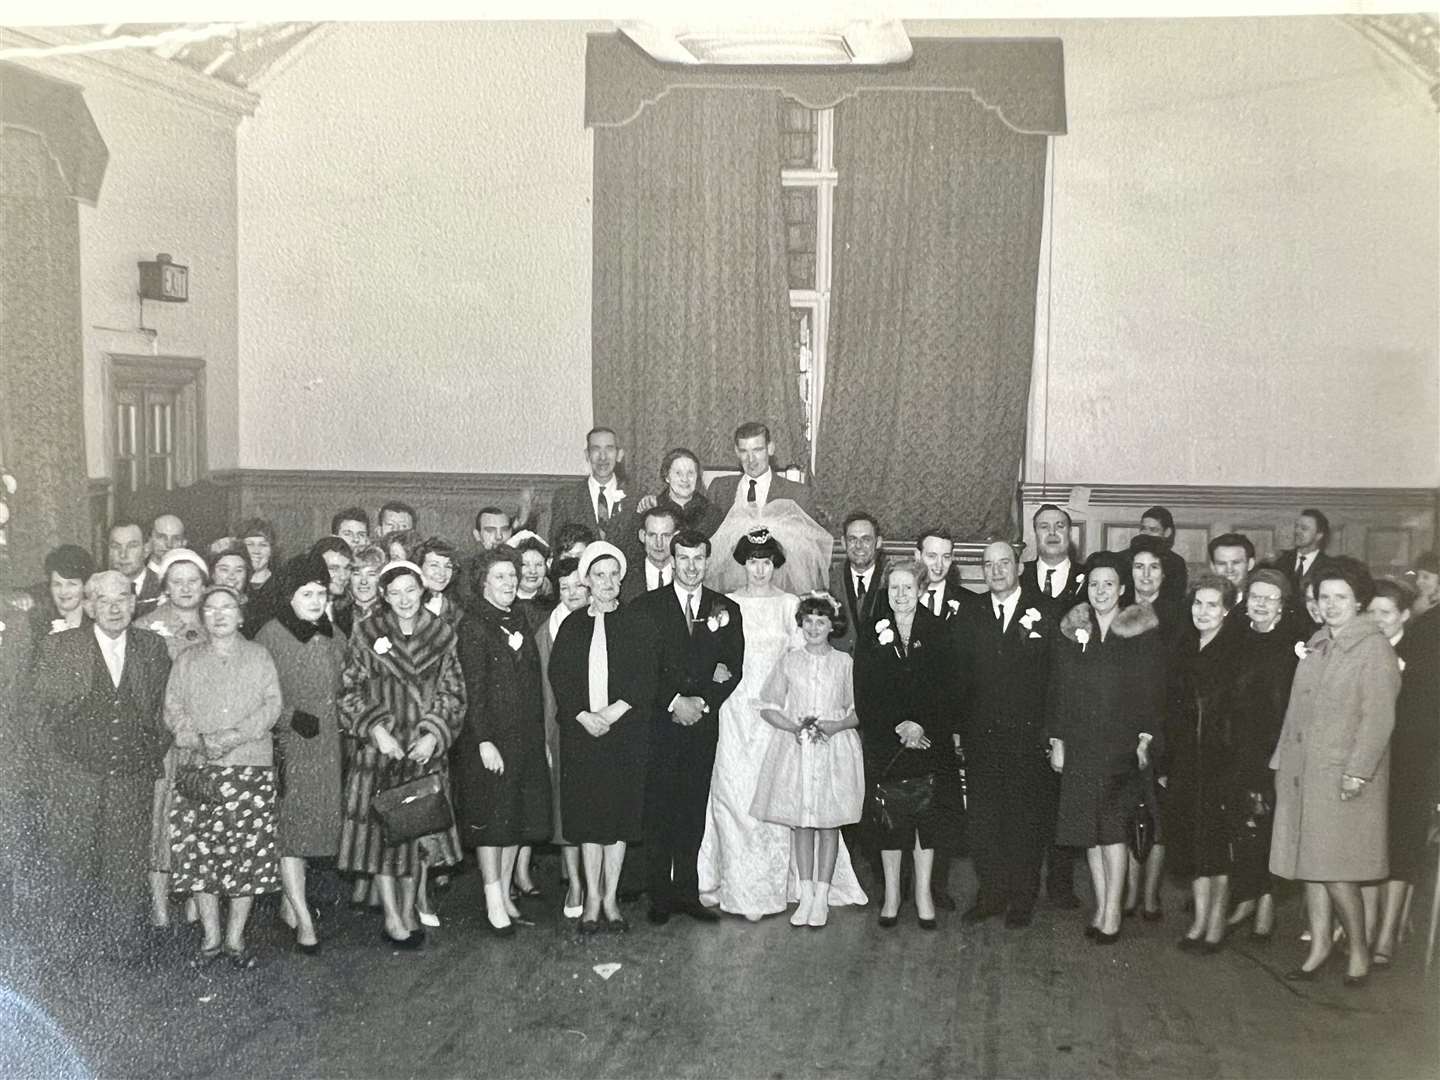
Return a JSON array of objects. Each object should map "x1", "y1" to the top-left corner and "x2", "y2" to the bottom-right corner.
[
  {"x1": 381, "y1": 929, "x2": 423, "y2": 950},
  {"x1": 676, "y1": 900, "x2": 720, "y2": 923},
  {"x1": 1004, "y1": 910, "x2": 1034, "y2": 929},
  {"x1": 578, "y1": 918, "x2": 601, "y2": 935},
  {"x1": 485, "y1": 919, "x2": 516, "y2": 939},
  {"x1": 918, "y1": 916, "x2": 938, "y2": 930},
  {"x1": 604, "y1": 913, "x2": 630, "y2": 933},
  {"x1": 1093, "y1": 930, "x2": 1120, "y2": 945},
  {"x1": 1142, "y1": 907, "x2": 1165, "y2": 923},
  {"x1": 961, "y1": 902, "x2": 1005, "y2": 925},
  {"x1": 878, "y1": 913, "x2": 899, "y2": 929},
  {"x1": 296, "y1": 940, "x2": 321, "y2": 956},
  {"x1": 646, "y1": 907, "x2": 671, "y2": 926}
]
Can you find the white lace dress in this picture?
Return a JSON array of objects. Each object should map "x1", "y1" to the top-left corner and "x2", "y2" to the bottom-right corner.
[{"x1": 697, "y1": 593, "x2": 867, "y2": 917}]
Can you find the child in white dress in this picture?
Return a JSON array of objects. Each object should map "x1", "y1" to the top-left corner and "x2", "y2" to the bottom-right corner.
[{"x1": 750, "y1": 592, "x2": 865, "y2": 928}]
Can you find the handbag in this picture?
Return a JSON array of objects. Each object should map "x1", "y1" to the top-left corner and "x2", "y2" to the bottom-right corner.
[
  {"x1": 1129, "y1": 769, "x2": 1159, "y2": 863},
  {"x1": 174, "y1": 764, "x2": 226, "y2": 804},
  {"x1": 868, "y1": 749, "x2": 935, "y2": 834},
  {"x1": 371, "y1": 770, "x2": 453, "y2": 844}
]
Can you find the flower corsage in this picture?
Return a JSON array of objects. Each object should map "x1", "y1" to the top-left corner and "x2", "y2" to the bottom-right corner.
[
  {"x1": 374, "y1": 636, "x2": 393, "y2": 655},
  {"x1": 875, "y1": 619, "x2": 895, "y2": 646},
  {"x1": 705, "y1": 607, "x2": 731, "y2": 633}
]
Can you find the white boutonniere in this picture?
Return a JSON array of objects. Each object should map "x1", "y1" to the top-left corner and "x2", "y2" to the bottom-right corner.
[
  {"x1": 946, "y1": 598, "x2": 960, "y2": 613},
  {"x1": 1293, "y1": 642, "x2": 1309, "y2": 660},
  {"x1": 50, "y1": 618, "x2": 69, "y2": 635},
  {"x1": 151, "y1": 623, "x2": 174, "y2": 638},
  {"x1": 610, "y1": 489, "x2": 627, "y2": 505},
  {"x1": 374, "y1": 636, "x2": 393, "y2": 655},
  {"x1": 875, "y1": 619, "x2": 895, "y2": 646},
  {"x1": 913, "y1": 638, "x2": 924, "y2": 650},
  {"x1": 1075, "y1": 573, "x2": 1086, "y2": 585},
  {"x1": 1074, "y1": 627, "x2": 1090, "y2": 652},
  {"x1": 1397, "y1": 656, "x2": 1406, "y2": 673},
  {"x1": 507, "y1": 630, "x2": 525, "y2": 652},
  {"x1": 1019, "y1": 607, "x2": 1042, "y2": 630},
  {"x1": 705, "y1": 607, "x2": 731, "y2": 633}
]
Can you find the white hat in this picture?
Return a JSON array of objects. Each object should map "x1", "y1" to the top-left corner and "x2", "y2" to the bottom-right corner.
[
  {"x1": 158, "y1": 548, "x2": 210, "y2": 581},
  {"x1": 577, "y1": 541, "x2": 627, "y2": 581}
]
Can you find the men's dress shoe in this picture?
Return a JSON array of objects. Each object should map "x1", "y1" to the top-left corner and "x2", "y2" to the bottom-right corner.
[
  {"x1": 646, "y1": 908, "x2": 671, "y2": 926},
  {"x1": 678, "y1": 900, "x2": 720, "y2": 923},
  {"x1": 934, "y1": 891, "x2": 958, "y2": 913},
  {"x1": 878, "y1": 913, "x2": 899, "y2": 929},
  {"x1": 1004, "y1": 910, "x2": 1034, "y2": 929}
]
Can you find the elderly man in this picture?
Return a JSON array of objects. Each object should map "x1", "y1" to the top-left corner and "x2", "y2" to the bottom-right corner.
[
  {"x1": 620, "y1": 506, "x2": 679, "y2": 603},
  {"x1": 957, "y1": 541, "x2": 1054, "y2": 929},
  {"x1": 108, "y1": 520, "x2": 163, "y2": 615},
  {"x1": 29, "y1": 571, "x2": 171, "y2": 948}
]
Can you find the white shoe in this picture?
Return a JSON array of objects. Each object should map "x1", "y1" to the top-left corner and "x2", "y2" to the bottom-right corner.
[
  {"x1": 417, "y1": 909, "x2": 440, "y2": 928},
  {"x1": 808, "y1": 884, "x2": 831, "y2": 928},
  {"x1": 483, "y1": 882, "x2": 512, "y2": 931},
  {"x1": 791, "y1": 882, "x2": 815, "y2": 926}
]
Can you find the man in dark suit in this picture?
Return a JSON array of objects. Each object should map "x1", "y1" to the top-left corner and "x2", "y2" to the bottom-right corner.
[
  {"x1": 1020, "y1": 504, "x2": 1086, "y2": 616},
  {"x1": 107, "y1": 520, "x2": 163, "y2": 615},
  {"x1": 632, "y1": 529, "x2": 745, "y2": 924},
  {"x1": 1138, "y1": 505, "x2": 1189, "y2": 606},
  {"x1": 30, "y1": 570, "x2": 172, "y2": 949},
  {"x1": 705, "y1": 421, "x2": 821, "y2": 521},
  {"x1": 1208, "y1": 531, "x2": 1256, "y2": 612},
  {"x1": 619, "y1": 506, "x2": 679, "y2": 604},
  {"x1": 547, "y1": 426, "x2": 636, "y2": 548},
  {"x1": 828, "y1": 510, "x2": 889, "y2": 654},
  {"x1": 957, "y1": 540, "x2": 1054, "y2": 929},
  {"x1": 1268, "y1": 508, "x2": 1337, "y2": 627}
]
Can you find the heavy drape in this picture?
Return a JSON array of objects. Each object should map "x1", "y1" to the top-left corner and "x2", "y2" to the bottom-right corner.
[
  {"x1": 591, "y1": 88, "x2": 806, "y2": 482},
  {"x1": 817, "y1": 92, "x2": 1047, "y2": 541}
]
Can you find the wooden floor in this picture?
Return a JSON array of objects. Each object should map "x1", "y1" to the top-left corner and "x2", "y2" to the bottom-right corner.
[{"x1": 3, "y1": 859, "x2": 1436, "y2": 1079}]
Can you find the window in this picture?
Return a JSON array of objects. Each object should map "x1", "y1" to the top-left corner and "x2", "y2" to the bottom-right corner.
[
  {"x1": 107, "y1": 353, "x2": 205, "y2": 517},
  {"x1": 780, "y1": 101, "x2": 836, "y2": 473}
]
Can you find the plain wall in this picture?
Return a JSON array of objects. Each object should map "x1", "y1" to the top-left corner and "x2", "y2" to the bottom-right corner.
[{"x1": 234, "y1": 17, "x2": 1438, "y2": 487}]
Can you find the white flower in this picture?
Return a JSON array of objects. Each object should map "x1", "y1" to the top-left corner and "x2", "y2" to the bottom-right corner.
[
  {"x1": 946, "y1": 598, "x2": 960, "y2": 613},
  {"x1": 610, "y1": 489, "x2": 627, "y2": 504},
  {"x1": 1075, "y1": 573, "x2": 1086, "y2": 584},
  {"x1": 875, "y1": 618, "x2": 894, "y2": 645},
  {"x1": 706, "y1": 608, "x2": 731, "y2": 633},
  {"x1": 151, "y1": 623, "x2": 174, "y2": 638},
  {"x1": 507, "y1": 630, "x2": 525, "y2": 652},
  {"x1": 0, "y1": 473, "x2": 15, "y2": 495},
  {"x1": 50, "y1": 618, "x2": 69, "y2": 635},
  {"x1": 1074, "y1": 628, "x2": 1090, "y2": 651},
  {"x1": 374, "y1": 636, "x2": 393, "y2": 655},
  {"x1": 1293, "y1": 642, "x2": 1308, "y2": 660},
  {"x1": 1019, "y1": 607, "x2": 1042, "y2": 629},
  {"x1": 1397, "y1": 656, "x2": 1406, "y2": 673}
]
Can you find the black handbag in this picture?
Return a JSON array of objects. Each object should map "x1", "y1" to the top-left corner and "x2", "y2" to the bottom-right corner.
[
  {"x1": 1129, "y1": 769, "x2": 1159, "y2": 863},
  {"x1": 868, "y1": 749, "x2": 935, "y2": 833},
  {"x1": 371, "y1": 770, "x2": 453, "y2": 844},
  {"x1": 174, "y1": 764, "x2": 225, "y2": 804}
]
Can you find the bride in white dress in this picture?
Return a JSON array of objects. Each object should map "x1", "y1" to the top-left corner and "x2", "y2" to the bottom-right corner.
[{"x1": 698, "y1": 519, "x2": 867, "y2": 918}]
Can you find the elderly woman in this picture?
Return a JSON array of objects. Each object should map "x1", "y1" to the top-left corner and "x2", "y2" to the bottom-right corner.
[
  {"x1": 1166, "y1": 573, "x2": 1245, "y2": 953},
  {"x1": 1224, "y1": 569, "x2": 1300, "y2": 940},
  {"x1": 635, "y1": 447, "x2": 725, "y2": 539},
  {"x1": 1271, "y1": 562, "x2": 1399, "y2": 986},
  {"x1": 416, "y1": 537, "x2": 464, "y2": 625},
  {"x1": 165, "y1": 584, "x2": 282, "y2": 968},
  {"x1": 453, "y1": 548, "x2": 553, "y2": 936},
  {"x1": 537, "y1": 555, "x2": 590, "y2": 916},
  {"x1": 1365, "y1": 579, "x2": 1438, "y2": 967},
  {"x1": 135, "y1": 547, "x2": 214, "y2": 929},
  {"x1": 1048, "y1": 550, "x2": 1166, "y2": 944},
  {"x1": 548, "y1": 542, "x2": 657, "y2": 932},
  {"x1": 338, "y1": 560, "x2": 465, "y2": 948},
  {"x1": 853, "y1": 557, "x2": 959, "y2": 929},
  {"x1": 255, "y1": 554, "x2": 346, "y2": 954}
]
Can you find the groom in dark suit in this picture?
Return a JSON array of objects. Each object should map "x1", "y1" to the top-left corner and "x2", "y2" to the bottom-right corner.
[
  {"x1": 957, "y1": 540, "x2": 1054, "y2": 928},
  {"x1": 829, "y1": 510, "x2": 889, "y2": 654},
  {"x1": 633, "y1": 529, "x2": 745, "y2": 923},
  {"x1": 705, "y1": 421, "x2": 821, "y2": 522}
]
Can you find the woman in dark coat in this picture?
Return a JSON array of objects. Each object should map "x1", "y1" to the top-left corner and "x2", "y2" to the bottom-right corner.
[
  {"x1": 1166, "y1": 573, "x2": 1245, "y2": 952},
  {"x1": 338, "y1": 560, "x2": 465, "y2": 948},
  {"x1": 1048, "y1": 551, "x2": 1166, "y2": 943},
  {"x1": 255, "y1": 553, "x2": 346, "y2": 954},
  {"x1": 453, "y1": 548, "x2": 552, "y2": 937},
  {"x1": 634, "y1": 447, "x2": 725, "y2": 539},
  {"x1": 853, "y1": 557, "x2": 958, "y2": 930},
  {"x1": 1367, "y1": 578, "x2": 1439, "y2": 967},
  {"x1": 549, "y1": 541, "x2": 657, "y2": 931},
  {"x1": 1224, "y1": 569, "x2": 1300, "y2": 940}
]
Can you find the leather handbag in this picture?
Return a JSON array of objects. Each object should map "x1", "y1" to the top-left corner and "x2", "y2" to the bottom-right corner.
[
  {"x1": 1129, "y1": 769, "x2": 1159, "y2": 863},
  {"x1": 174, "y1": 764, "x2": 226, "y2": 805},
  {"x1": 371, "y1": 771, "x2": 453, "y2": 844},
  {"x1": 868, "y1": 750, "x2": 935, "y2": 834}
]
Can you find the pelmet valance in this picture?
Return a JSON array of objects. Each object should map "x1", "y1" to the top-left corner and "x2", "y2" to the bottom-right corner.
[
  {"x1": 585, "y1": 33, "x2": 1067, "y2": 136},
  {"x1": 1, "y1": 62, "x2": 109, "y2": 205}
]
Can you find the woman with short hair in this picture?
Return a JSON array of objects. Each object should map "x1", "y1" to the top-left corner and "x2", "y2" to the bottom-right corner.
[
  {"x1": 309, "y1": 537, "x2": 356, "y2": 637},
  {"x1": 208, "y1": 542, "x2": 264, "y2": 638},
  {"x1": 26, "y1": 544, "x2": 94, "y2": 645},
  {"x1": 1270, "y1": 562, "x2": 1399, "y2": 985},
  {"x1": 415, "y1": 536, "x2": 464, "y2": 625},
  {"x1": 634, "y1": 447, "x2": 725, "y2": 538},
  {"x1": 236, "y1": 517, "x2": 281, "y2": 633},
  {"x1": 348, "y1": 545, "x2": 387, "y2": 628}
]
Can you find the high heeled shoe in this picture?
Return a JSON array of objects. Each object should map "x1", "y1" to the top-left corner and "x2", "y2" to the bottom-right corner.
[
  {"x1": 1284, "y1": 951, "x2": 1335, "y2": 981},
  {"x1": 878, "y1": 912, "x2": 899, "y2": 929}
]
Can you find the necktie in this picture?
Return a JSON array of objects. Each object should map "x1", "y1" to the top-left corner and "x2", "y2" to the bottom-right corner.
[
  {"x1": 927, "y1": 588, "x2": 938, "y2": 615},
  {"x1": 596, "y1": 490, "x2": 610, "y2": 525},
  {"x1": 855, "y1": 574, "x2": 867, "y2": 606},
  {"x1": 747, "y1": 479, "x2": 757, "y2": 504},
  {"x1": 685, "y1": 592, "x2": 696, "y2": 634},
  {"x1": 995, "y1": 603, "x2": 1005, "y2": 627},
  {"x1": 1044, "y1": 567, "x2": 1055, "y2": 596}
]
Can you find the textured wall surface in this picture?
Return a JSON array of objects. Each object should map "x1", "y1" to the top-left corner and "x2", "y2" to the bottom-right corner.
[
  {"x1": 237, "y1": 21, "x2": 604, "y2": 475},
  {"x1": 76, "y1": 76, "x2": 239, "y2": 476}
]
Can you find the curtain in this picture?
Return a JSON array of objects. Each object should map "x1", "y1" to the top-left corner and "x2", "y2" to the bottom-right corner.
[
  {"x1": 816, "y1": 91, "x2": 1048, "y2": 541},
  {"x1": 592, "y1": 88, "x2": 805, "y2": 486}
]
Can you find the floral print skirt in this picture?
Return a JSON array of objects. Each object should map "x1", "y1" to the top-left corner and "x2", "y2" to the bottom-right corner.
[{"x1": 169, "y1": 766, "x2": 280, "y2": 896}]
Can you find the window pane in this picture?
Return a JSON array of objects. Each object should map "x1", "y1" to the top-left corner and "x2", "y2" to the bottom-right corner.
[
  {"x1": 779, "y1": 100, "x2": 818, "y2": 169},
  {"x1": 783, "y1": 186, "x2": 817, "y2": 290}
]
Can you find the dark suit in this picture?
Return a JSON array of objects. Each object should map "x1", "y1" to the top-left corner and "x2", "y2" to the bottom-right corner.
[
  {"x1": 706, "y1": 471, "x2": 821, "y2": 521},
  {"x1": 29, "y1": 625, "x2": 171, "y2": 938},
  {"x1": 1267, "y1": 548, "x2": 1336, "y2": 629},
  {"x1": 619, "y1": 559, "x2": 673, "y2": 606},
  {"x1": 828, "y1": 557, "x2": 890, "y2": 655},
  {"x1": 547, "y1": 478, "x2": 637, "y2": 548},
  {"x1": 1159, "y1": 548, "x2": 1189, "y2": 608},
  {"x1": 129, "y1": 569, "x2": 163, "y2": 616},
  {"x1": 956, "y1": 588, "x2": 1054, "y2": 916},
  {"x1": 1020, "y1": 559, "x2": 1086, "y2": 617},
  {"x1": 632, "y1": 585, "x2": 744, "y2": 912}
]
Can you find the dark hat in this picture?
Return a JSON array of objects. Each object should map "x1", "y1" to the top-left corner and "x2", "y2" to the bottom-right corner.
[
  {"x1": 280, "y1": 552, "x2": 332, "y2": 598},
  {"x1": 732, "y1": 527, "x2": 787, "y2": 568}
]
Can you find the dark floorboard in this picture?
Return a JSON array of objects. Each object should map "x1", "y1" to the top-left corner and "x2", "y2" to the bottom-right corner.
[{"x1": 3, "y1": 858, "x2": 1436, "y2": 1079}]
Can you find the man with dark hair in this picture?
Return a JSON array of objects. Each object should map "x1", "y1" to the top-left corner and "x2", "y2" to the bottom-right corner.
[
  {"x1": 632, "y1": 527, "x2": 743, "y2": 925},
  {"x1": 330, "y1": 508, "x2": 370, "y2": 552},
  {"x1": 472, "y1": 506, "x2": 513, "y2": 550},
  {"x1": 1020, "y1": 504, "x2": 1085, "y2": 615},
  {"x1": 914, "y1": 526, "x2": 971, "y2": 621},
  {"x1": 828, "y1": 511, "x2": 888, "y2": 653},
  {"x1": 107, "y1": 520, "x2": 163, "y2": 614},
  {"x1": 1270, "y1": 509, "x2": 1336, "y2": 608},
  {"x1": 553, "y1": 522, "x2": 596, "y2": 560},
  {"x1": 1208, "y1": 532, "x2": 1256, "y2": 610},
  {"x1": 377, "y1": 500, "x2": 417, "y2": 537},
  {"x1": 547, "y1": 427, "x2": 635, "y2": 547},
  {"x1": 145, "y1": 514, "x2": 186, "y2": 577},
  {"x1": 705, "y1": 421, "x2": 819, "y2": 518},
  {"x1": 621, "y1": 506, "x2": 680, "y2": 603},
  {"x1": 1138, "y1": 504, "x2": 1189, "y2": 604}
]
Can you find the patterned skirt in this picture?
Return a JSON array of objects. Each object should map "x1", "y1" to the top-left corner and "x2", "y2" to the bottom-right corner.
[{"x1": 169, "y1": 766, "x2": 280, "y2": 896}]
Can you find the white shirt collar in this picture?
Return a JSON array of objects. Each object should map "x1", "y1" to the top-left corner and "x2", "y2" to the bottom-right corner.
[
  {"x1": 93, "y1": 624, "x2": 127, "y2": 685},
  {"x1": 1038, "y1": 557, "x2": 1071, "y2": 595},
  {"x1": 923, "y1": 579, "x2": 946, "y2": 615},
  {"x1": 992, "y1": 587, "x2": 1021, "y2": 628},
  {"x1": 646, "y1": 559, "x2": 673, "y2": 589},
  {"x1": 548, "y1": 603, "x2": 573, "y2": 641},
  {"x1": 852, "y1": 565, "x2": 873, "y2": 589},
  {"x1": 587, "y1": 475, "x2": 621, "y2": 513},
  {"x1": 673, "y1": 581, "x2": 701, "y2": 611},
  {"x1": 733, "y1": 469, "x2": 772, "y2": 507}
]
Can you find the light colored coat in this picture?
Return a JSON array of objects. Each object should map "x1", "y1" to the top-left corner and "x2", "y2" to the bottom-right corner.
[{"x1": 1269, "y1": 616, "x2": 1400, "y2": 881}]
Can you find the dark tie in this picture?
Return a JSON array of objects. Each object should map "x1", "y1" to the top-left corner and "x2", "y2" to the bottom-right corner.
[
  {"x1": 995, "y1": 603, "x2": 1005, "y2": 627},
  {"x1": 596, "y1": 490, "x2": 610, "y2": 525},
  {"x1": 927, "y1": 588, "x2": 938, "y2": 615},
  {"x1": 855, "y1": 574, "x2": 866, "y2": 606},
  {"x1": 685, "y1": 592, "x2": 696, "y2": 634},
  {"x1": 747, "y1": 479, "x2": 757, "y2": 504},
  {"x1": 1044, "y1": 568, "x2": 1055, "y2": 596}
]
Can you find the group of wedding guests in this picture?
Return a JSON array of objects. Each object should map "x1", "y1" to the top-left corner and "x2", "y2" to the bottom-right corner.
[{"x1": 4, "y1": 424, "x2": 1437, "y2": 987}]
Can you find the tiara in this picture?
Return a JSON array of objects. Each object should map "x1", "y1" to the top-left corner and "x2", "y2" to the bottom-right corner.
[
  {"x1": 745, "y1": 528, "x2": 772, "y2": 544},
  {"x1": 802, "y1": 589, "x2": 841, "y2": 615}
]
